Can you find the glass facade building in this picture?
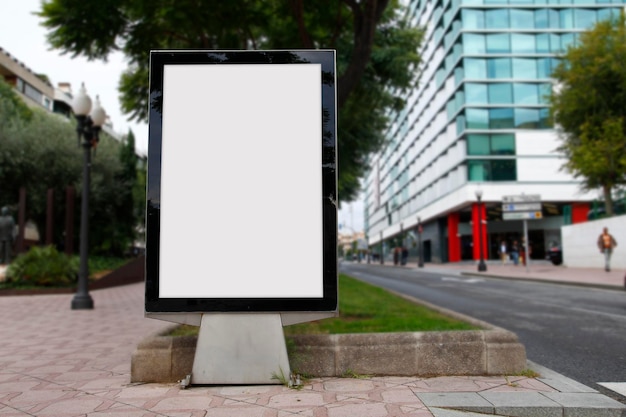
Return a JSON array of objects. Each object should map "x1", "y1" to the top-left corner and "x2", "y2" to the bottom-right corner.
[{"x1": 364, "y1": 0, "x2": 624, "y2": 263}]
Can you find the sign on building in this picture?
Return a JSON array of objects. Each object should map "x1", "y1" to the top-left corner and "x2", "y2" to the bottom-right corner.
[{"x1": 502, "y1": 195, "x2": 542, "y2": 221}]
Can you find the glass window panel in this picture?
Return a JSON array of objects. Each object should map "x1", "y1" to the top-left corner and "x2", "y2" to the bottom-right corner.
[
  {"x1": 550, "y1": 33, "x2": 562, "y2": 52},
  {"x1": 511, "y1": 34, "x2": 536, "y2": 53},
  {"x1": 486, "y1": 33, "x2": 510, "y2": 53},
  {"x1": 514, "y1": 108, "x2": 540, "y2": 128},
  {"x1": 559, "y1": 0, "x2": 572, "y2": 4},
  {"x1": 537, "y1": 58, "x2": 552, "y2": 78},
  {"x1": 466, "y1": 83, "x2": 489, "y2": 103},
  {"x1": 536, "y1": 33, "x2": 550, "y2": 53},
  {"x1": 538, "y1": 83, "x2": 552, "y2": 104},
  {"x1": 490, "y1": 108, "x2": 515, "y2": 128},
  {"x1": 510, "y1": 9, "x2": 535, "y2": 28},
  {"x1": 491, "y1": 134, "x2": 515, "y2": 155},
  {"x1": 467, "y1": 108, "x2": 490, "y2": 128},
  {"x1": 488, "y1": 83, "x2": 513, "y2": 103},
  {"x1": 514, "y1": 83, "x2": 539, "y2": 104},
  {"x1": 561, "y1": 33, "x2": 576, "y2": 50},
  {"x1": 487, "y1": 58, "x2": 512, "y2": 78},
  {"x1": 465, "y1": 58, "x2": 487, "y2": 78},
  {"x1": 512, "y1": 58, "x2": 537, "y2": 79},
  {"x1": 456, "y1": 114, "x2": 466, "y2": 135},
  {"x1": 464, "y1": 34, "x2": 486, "y2": 54},
  {"x1": 468, "y1": 160, "x2": 489, "y2": 181},
  {"x1": 597, "y1": 8, "x2": 616, "y2": 21},
  {"x1": 463, "y1": 9, "x2": 485, "y2": 28},
  {"x1": 485, "y1": 0, "x2": 508, "y2": 4},
  {"x1": 491, "y1": 160, "x2": 517, "y2": 181},
  {"x1": 539, "y1": 108, "x2": 552, "y2": 128},
  {"x1": 455, "y1": 66, "x2": 464, "y2": 85},
  {"x1": 486, "y1": 9, "x2": 509, "y2": 28},
  {"x1": 455, "y1": 90, "x2": 465, "y2": 109},
  {"x1": 467, "y1": 134, "x2": 491, "y2": 155},
  {"x1": 547, "y1": 9, "x2": 560, "y2": 27},
  {"x1": 560, "y1": 9, "x2": 573, "y2": 28},
  {"x1": 447, "y1": 99, "x2": 456, "y2": 119},
  {"x1": 535, "y1": 9, "x2": 549, "y2": 28},
  {"x1": 574, "y1": 9, "x2": 596, "y2": 28}
]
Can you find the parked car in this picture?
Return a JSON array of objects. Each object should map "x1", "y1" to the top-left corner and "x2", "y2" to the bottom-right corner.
[{"x1": 545, "y1": 241, "x2": 562, "y2": 265}]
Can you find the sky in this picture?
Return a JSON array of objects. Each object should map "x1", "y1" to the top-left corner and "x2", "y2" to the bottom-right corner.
[
  {"x1": 1, "y1": 1, "x2": 365, "y2": 231},
  {"x1": 0, "y1": 0, "x2": 149, "y2": 155}
]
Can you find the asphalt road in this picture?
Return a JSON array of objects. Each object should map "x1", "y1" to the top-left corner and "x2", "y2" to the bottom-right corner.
[{"x1": 339, "y1": 261, "x2": 626, "y2": 402}]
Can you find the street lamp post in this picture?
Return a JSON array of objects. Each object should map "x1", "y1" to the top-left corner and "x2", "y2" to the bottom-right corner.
[
  {"x1": 71, "y1": 83, "x2": 106, "y2": 310},
  {"x1": 417, "y1": 217, "x2": 424, "y2": 268},
  {"x1": 475, "y1": 189, "x2": 487, "y2": 272},
  {"x1": 379, "y1": 231, "x2": 384, "y2": 265}
]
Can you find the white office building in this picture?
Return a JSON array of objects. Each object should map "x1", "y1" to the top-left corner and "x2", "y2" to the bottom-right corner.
[{"x1": 363, "y1": 0, "x2": 624, "y2": 263}]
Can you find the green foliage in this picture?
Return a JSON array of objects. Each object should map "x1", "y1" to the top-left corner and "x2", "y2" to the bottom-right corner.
[
  {"x1": 550, "y1": 12, "x2": 626, "y2": 215},
  {"x1": 284, "y1": 274, "x2": 477, "y2": 334},
  {"x1": 5, "y1": 245, "x2": 78, "y2": 287},
  {"x1": 0, "y1": 79, "x2": 34, "y2": 123},
  {"x1": 0, "y1": 84, "x2": 139, "y2": 255},
  {"x1": 37, "y1": 0, "x2": 424, "y2": 202}
]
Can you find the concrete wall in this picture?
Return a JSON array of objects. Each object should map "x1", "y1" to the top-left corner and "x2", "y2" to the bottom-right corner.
[{"x1": 562, "y1": 215, "x2": 626, "y2": 269}]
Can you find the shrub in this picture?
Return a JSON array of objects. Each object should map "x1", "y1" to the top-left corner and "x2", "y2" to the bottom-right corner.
[{"x1": 5, "y1": 245, "x2": 78, "y2": 287}]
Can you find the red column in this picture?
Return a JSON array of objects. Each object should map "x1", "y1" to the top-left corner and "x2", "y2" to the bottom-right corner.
[
  {"x1": 472, "y1": 202, "x2": 487, "y2": 261},
  {"x1": 572, "y1": 203, "x2": 589, "y2": 224},
  {"x1": 447, "y1": 212, "x2": 461, "y2": 262}
]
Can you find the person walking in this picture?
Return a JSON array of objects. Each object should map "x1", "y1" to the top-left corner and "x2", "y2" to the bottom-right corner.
[
  {"x1": 510, "y1": 240, "x2": 519, "y2": 266},
  {"x1": 499, "y1": 240, "x2": 508, "y2": 264},
  {"x1": 597, "y1": 227, "x2": 617, "y2": 272}
]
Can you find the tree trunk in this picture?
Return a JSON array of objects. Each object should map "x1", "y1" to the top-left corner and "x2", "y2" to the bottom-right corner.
[{"x1": 603, "y1": 184, "x2": 614, "y2": 216}]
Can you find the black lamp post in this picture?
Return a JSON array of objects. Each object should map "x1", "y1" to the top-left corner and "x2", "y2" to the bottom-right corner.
[
  {"x1": 71, "y1": 83, "x2": 106, "y2": 310},
  {"x1": 417, "y1": 217, "x2": 424, "y2": 268},
  {"x1": 475, "y1": 189, "x2": 487, "y2": 272},
  {"x1": 380, "y1": 231, "x2": 384, "y2": 265}
]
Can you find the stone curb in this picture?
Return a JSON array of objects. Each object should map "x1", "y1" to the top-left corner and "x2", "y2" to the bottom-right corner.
[{"x1": 131, "y1": 292, "x2": 527, "y2": 383}]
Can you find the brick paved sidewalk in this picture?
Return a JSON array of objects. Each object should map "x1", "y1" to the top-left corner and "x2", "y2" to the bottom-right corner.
[{"x1": 1, "y1": 280, "x2": 624, "y2": 416}]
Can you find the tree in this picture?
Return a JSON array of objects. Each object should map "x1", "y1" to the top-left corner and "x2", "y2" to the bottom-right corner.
[
  {"x1": 0, "y1": 79, "x2": 135, "y2": 254},
  {"x1": 550, "y1": 12, "x2": 626, "y2": 216},
  {"x1": 38, "y1": 0, "x2": 423, "y2": 201}
]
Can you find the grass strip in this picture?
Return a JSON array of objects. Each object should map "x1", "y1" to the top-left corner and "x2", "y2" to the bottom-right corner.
[{"x1": 168, "y1": 274, "x2": 477, "y2": 336}]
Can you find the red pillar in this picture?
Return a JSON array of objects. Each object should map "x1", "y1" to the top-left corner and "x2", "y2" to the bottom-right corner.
[
  {"x1": 572, "y1": 203, "x2": 589, "y2": 224},
  {"x1": 447, "y1": 212, "x2": 461, "y2": 262},
  {"x1": 472, "y1": 202, "x2": 487, "y2": 261}
]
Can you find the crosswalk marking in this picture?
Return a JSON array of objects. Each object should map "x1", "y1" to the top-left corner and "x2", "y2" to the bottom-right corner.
[{"x1": 598, "y1": 382, "x2": 626, "y2": 397}]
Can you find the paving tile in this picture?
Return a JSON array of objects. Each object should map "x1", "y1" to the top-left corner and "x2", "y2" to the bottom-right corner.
[
  {"x1": 480, "y1": 392, "x2": 562, "y2": 417},
  {"x1": 416, "y1": 392, "x2": 494, "y2": 414}
]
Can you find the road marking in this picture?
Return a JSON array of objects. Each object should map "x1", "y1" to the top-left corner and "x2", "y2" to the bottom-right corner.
[
  {"x1": 441, "y1": 277, "x2": 485, "y2": 284},
  {"x1": 598, "y1": 382, "x2": 626, "y2": 397}
]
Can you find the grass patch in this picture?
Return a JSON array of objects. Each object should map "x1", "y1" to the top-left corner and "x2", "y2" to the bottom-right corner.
[
  {"x1": 165, "y1": 274, "x2": 478, "y2": 336},
  {"x1": 284, "y1": 274, "x2": 477, "y2": 334}
]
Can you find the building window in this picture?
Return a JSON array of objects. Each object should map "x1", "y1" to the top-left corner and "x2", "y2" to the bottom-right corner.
[
  {"x1": 468, "y1": 159, "x2": 517, "y2": 181},
  {"x1": 467, "y1": 133, "x2": 515, "y2": 155},
  {"x1": 489, "y1": 108, "x2": 515, "y2": 128},
  {"x1": 512, "y1": 58, "x2": 537, "y2": 79},
  {"x1": 487, "y1": 58, "x2": 512, "y2": 79},
  {"x1": 487, "y1": 33, "x2": 510, "y2": 53},
  {"x1": 486, "y1": 9, "x2": 509, "y2": 28},
  {"x1": 488, "y1": 83, "x2": 513, "y2": 104}
]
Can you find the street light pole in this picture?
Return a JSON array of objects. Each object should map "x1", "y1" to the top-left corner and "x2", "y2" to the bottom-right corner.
[
  {"x1": 71, "y1": 84, "x2": 106, "y2": 310},
  {"x1": 475, "y1": 189, "x2": 487, "y2": 272},
  {"x1": 417, "y1": 217, "x2": 424, "y2": 268},
  {"x1": 380, "y1": 230, "x2": 384, "y2": 265}
]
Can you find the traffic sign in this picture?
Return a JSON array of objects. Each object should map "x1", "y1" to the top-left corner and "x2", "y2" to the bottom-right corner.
[
  {"x1": 502, "y1": 203, "x2": 542, "y2": 212},
  {"x1": 503, "y1": 194, "x2": 541, "y2": 203},
  {"x1": 502, "y1": 211, "x2": 543, "y2": 220}
]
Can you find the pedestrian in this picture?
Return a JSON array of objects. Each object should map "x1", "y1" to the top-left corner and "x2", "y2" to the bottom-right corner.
[
  {"x1": 499, "y1": 240, "x2": 508, "y2": 264},
  {"x1": 510, "y1": 240, "x2": 519, "y2": 266},
  {"x1": 597, "y1": 227, "x2": 617, "y2": 272},
  {"x1": 0, "y1": 206, "x2": 15, "y2": 265}
]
